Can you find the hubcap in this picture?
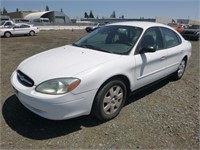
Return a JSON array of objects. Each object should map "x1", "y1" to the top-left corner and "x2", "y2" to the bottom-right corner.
[
  {"x1": 103, "y1": 85, "x2": 123, "y2": 115},
  {"x1": 178, "y1": 60, "x2": 185, "y2": 77},
  {"x1": 6, "y1": 33, "x2": 10, "y2": 37}
]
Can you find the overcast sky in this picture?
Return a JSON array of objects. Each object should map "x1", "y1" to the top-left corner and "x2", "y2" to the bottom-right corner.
[{"x1": 1, "y1": 0, "x2": 199, "y2": 20}]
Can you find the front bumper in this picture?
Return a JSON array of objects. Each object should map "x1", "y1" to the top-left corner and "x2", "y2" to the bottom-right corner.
[
  {"x1": 0, "y1": 31, "x2": 4, "y2": 36},
  {"x1": 11, "y1": 71, "x2": 97, "y2": 120}
]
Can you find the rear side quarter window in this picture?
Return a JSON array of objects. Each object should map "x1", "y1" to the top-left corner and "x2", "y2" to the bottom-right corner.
[{"x1": 160, "y1": 27, "x2": 182, "y2": 48}]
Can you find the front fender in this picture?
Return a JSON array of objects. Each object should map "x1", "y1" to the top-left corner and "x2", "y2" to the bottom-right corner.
[{"x1": 72, "y1": 56, "x2": 136, "y2": 94}]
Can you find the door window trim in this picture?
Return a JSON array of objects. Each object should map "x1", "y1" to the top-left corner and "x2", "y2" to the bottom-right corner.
[
  {"x1": 134, "y1": 26, "x2": 164, "y2": 55},
  {"x1": 159, "y1": 27, "x2": 182, "y2": 49}
]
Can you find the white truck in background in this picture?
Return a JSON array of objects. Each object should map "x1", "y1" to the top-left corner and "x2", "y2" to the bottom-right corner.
[{"x1": 0, "y1": 20, "x2": 15, "y2": 28}]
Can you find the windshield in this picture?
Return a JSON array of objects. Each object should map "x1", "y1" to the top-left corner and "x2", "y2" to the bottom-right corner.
[
  {"x1": 73, "y1": 25, "x2": 143, "y2": 55},
  {"x1": 0, "y1": 21, "x2": 5, "y2": 25}
]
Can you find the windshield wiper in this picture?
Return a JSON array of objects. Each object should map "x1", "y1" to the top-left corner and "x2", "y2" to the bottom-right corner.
[{"x1": 80, "y1": 44, "x2": 113, "y2": 54}]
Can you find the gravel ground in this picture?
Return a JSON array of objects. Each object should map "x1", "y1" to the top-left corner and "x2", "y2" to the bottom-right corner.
[{"x1": 0, "y1": 30, "x2": 199, "y2": 149}]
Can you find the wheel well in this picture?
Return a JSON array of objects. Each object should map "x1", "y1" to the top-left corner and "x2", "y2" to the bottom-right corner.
[
  {"x1": 30, "y1": 30, "x2": 35, "y2": 34},
  {"x1": 97, "y1": 75, "x2": 131, "y2": 96},
  {"x1": 91, "y1": 75, "x2": 131, "y2": 114},
  {"x1": 183, "y1": 56, "x2": 188, "y2": 64},
  {"x1": 4, "y1": 31, "x2": 12, "y2": 35}
]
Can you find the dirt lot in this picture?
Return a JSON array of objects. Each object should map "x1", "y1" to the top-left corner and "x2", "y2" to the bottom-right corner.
[{"x1": 0, "y1": 30, "x2": 199, "y2": 149}]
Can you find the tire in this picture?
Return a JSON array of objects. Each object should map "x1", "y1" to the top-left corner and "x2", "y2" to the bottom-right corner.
[
  {"x1": 195, "y1": 36, "x2": 199, "y2": 41},
  {"x1": 85, "y1": 28, "x2": 91, "y2": 33},
  {"x1": 29, "y1": 31, "x2": 35, "y2": 36},
  {"x1": 172, "y1": 58, "x2": 187, "y2": 80},
  {"x1": 92, "y1": 79, "x2": 127, "y2": 121},
  {"x1": 4, "y1": 32, "x2": 11, "y2": 38}
]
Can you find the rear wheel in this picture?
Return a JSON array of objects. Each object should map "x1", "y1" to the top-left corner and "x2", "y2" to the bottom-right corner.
[
  {"x1": 172, "y1": 58, "x2": 187, "y2": 80},
  {"x1": 92, "y1": 79, "x2": 127, "y2": 121},
  {"x1": 4, "y1": 32, "x2": 11, "y2": 38},
  {"x1": 196, "y1": 36, "x2": 199, "y2": 41},
  {"x1": 29, "y1": 31, "x2": 35, "y2": 36}
]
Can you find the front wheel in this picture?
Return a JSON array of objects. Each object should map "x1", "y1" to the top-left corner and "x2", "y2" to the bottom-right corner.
[
  {"x1": 172, "y1": 58, "x2": 187, "y2": 80},
  {"x1": 29, "y1": 31, "x2": 35, "y2": 36},
  {"x1": 195, "y1": 36, "x2": 199, "y2": 41},
  {"x1": 92, "y1": 79, "x2": 127, "y2": 121},
  {"x1": 4, "y1": 32, "x2": 11, "y2": 38}
]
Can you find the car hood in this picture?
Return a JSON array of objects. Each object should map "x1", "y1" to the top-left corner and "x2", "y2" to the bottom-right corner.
[{"x1": 18, "y1": 45, "x2": 120, "y2": 85}]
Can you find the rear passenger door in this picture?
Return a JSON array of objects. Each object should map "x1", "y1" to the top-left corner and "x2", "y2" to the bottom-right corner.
[
  {"x1": 13, "y1": 24, "x2": 30, "y2": 35},
  {"x1": 160, "y1": 27, "x2": 183, "y2": 73},
  {"x1": 19, "y1": 24, "x2": 31, "y2": 34}
]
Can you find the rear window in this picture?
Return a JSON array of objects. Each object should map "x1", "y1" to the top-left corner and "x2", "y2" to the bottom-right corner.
[{"x1": 161, "y1": 27, "x2": 181, "y2": 48}]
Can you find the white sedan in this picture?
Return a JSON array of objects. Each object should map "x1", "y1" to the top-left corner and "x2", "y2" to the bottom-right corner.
[
  {"x1": 0, "y1": 23, "x2": 39, "y2": 37},
  {"x1": 11, "y1": 22, "x2": 191, "y2": 121}
]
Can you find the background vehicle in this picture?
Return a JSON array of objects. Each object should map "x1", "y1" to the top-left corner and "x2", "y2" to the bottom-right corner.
[
  {"x1": 175, "y1": 25, "x2": 185, "y2": 33},
  {"x1": 0, "y1": 20, "x2": 14, "y2": 28},
  {"x1": 85, "y1": 22, "x2": 105, "y2": 32},
  {"x1": 11, "y1": 22, "x2": 191, "y2": 121},
  {"x1": 181, "y1": 24, "x2": 200, "y2": 41},
  {"x1": 0, "y1": 23, "x2": 39, "y2": 37}
]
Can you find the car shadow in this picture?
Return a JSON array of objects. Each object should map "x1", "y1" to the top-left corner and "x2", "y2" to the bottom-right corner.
[
  {"x1": 1, "y1": 35, "x2": 38, "y2": 38},
  {"x1": 125, "y1": 78, "x2": 170, "y2": 106},
  {"x1": 2, "y1": 78, "x2": 170, "y2": 140},
  {"x1": 2, "y1": 95, "x2": 103, "y2": 140}
]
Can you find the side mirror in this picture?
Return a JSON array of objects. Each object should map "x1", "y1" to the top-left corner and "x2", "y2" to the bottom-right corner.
[{"x1": 140, "y1": 46, "x2": 156, "y2": 54}]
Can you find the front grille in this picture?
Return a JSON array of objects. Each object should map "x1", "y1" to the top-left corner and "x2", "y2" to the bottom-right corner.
[{"x1": 17, "y1": 70, "x2": 34, "y2": 87}]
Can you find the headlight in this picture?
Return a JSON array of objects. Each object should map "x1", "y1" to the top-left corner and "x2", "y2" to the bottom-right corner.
[{"x1": 36, "y1": 78, "x2": 81, "y2": 95}]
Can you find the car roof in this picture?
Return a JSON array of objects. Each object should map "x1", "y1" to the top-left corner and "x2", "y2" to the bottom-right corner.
[
  {"x1": 14, "y1": 23, "x2": 31, "y2": 26},
  {"x1": 107, "y1": 21, "x2": 171, "y2": 29}
]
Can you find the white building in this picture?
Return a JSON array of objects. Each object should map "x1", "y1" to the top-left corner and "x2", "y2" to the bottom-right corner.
[{"x1": 24, "y1": 11, "x2": 71, "y2": 24}]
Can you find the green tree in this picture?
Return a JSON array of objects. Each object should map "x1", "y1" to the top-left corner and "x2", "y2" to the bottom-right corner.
[
  {"x1": 89, "y1": 10, "x2": 94, "y2": 18},
  {"x1": 110, "y1": 11, "x2": 116, "y2": 18},
  {"x1": 84, "y1": 12, "x2": 89, "y2": 18},
  {"x1": 45, "y1": 5, "x2": 49, "y2": 11},
  {"x1": 3, "y1": 7, "x2": 7, "y2": 14}
]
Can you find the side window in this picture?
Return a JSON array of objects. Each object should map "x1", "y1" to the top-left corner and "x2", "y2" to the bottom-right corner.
[
  {"x1": 5, "y1": 22, "x2": 12, "y2": 26},
  {"x1": 161, "y1": 27, "x2": 181, "y2": 48},
  {"x1": 20, "y1": 25, "x2": 30, "y2": 28},
  {"x1": 136, "y1": 27, "x2": 163, "y2": 54},
  {"x1": 14, "y1": 25, "x2": 20, "y2": 28}
]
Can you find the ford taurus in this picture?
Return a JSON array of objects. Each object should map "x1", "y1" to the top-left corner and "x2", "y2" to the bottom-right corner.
[
  {"x1": 0, "y1": 23, "x2": 39, "y2": 37},
  {"x1": 11, "y1": 22, "x2": 192, "y2": 121}
]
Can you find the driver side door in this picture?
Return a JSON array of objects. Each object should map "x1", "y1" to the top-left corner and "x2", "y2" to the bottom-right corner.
[{"x1": 134, "y1": 27, "x2": 168, "y2": 89}]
